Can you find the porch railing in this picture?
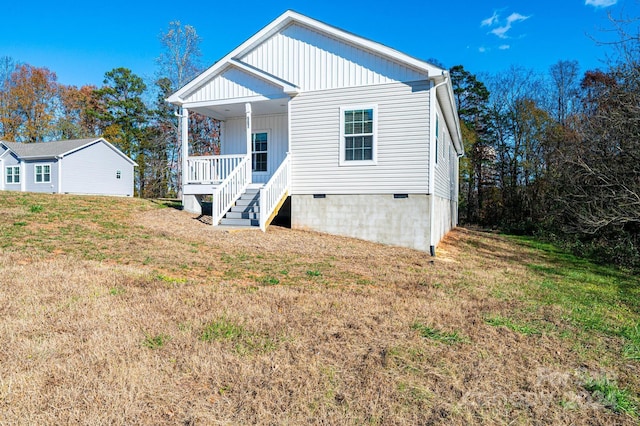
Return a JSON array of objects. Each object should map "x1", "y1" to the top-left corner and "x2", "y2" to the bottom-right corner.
[
  {"x1": 212, "y1": 156, "x2": 251, "y2": 226},
  {"x1": 259, "y1": 154, "x2": 291, "y2": 231},
  {"x1": 187, "y1": 154, "x2": 245, "y2": 184}
]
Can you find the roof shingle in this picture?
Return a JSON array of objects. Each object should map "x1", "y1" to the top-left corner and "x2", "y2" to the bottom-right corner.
[{"x1": 1, "y1": 138, "x2": 100, "y2": 158}]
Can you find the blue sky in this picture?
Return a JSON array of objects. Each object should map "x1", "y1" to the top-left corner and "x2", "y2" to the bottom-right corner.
[{"x1": 1, "y1": 0, "x2": 637, "y2": 88}]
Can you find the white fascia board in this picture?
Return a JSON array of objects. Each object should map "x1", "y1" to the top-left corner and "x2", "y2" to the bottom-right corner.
[
  {"x1": 0, "y1": 147, "x2": 14, "y2": 159},
  {"x1": 56, "y1": 138, "x2": 101, "y2": 158},
  {"x1": 167, "y1": 10, "x2": 442, "y2": 104},
  {"x1": 286, "y1": 11, "x2": 442, "y2": 77},
  {"x1": 228, "y1": 59, "x2": 299, "y2": 95},
  {"x1": 167, "y1": 11, "x2": 296, "y2": 105},
  {"x1": 432, "y1": 73, "x2": 464, "y2": 156},
  {"x1": 59, "y1": 138, "x2": 138, "y2": 166}
]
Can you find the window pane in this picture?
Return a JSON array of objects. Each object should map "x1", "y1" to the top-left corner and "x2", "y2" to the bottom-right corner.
[
  {"x1": 363, "y1": 135, "x2": 373, "y2": 149},
  {"x1": 345, "y1": 122, "x2": 354, "y2": 134},
  {"x1": 363, "y1": 147, "x2": 373, "y2": 160},
  {"x1": 343, "y1": 108, "x2": 374, "y2": 162},
  {"x1": 345, "y1": 138, "x2": 354, "y2": 149}
]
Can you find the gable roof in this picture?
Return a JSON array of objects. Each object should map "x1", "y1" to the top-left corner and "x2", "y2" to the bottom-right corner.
[
  {"x1": 167, "y1": 10, "x2": 463, "y2": 155},
  {"x1": 167, "y1": 10, "x2": 444, "y2": 105},
  {"x1": 0, "y1": 138, "x2": 137, "y2": 165}
]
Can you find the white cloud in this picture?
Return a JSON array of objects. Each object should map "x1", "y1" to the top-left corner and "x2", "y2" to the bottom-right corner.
[
  {"x1": 585, "y1": 0, "x2": 617, "y2": 7},
  {"x1": 490, "y1": 12, "x2": 531, "y2": 39},
  {"x1": 499, "y1": 44, "x2": 510, "y2": 50},
  {"x1": 481, "y1": 11, "x2": 499, "y2": 27},
  {"x1": 479, "y1": 46, "x2": 488, "y2": 53}
]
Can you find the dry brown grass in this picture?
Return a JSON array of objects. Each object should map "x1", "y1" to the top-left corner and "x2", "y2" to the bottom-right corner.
[{"x1": 0, "y1": 192, "x2": 638, "y2": 425}]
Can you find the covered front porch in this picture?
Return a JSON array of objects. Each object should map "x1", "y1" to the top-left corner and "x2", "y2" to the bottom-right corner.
[
  {"x1": 167, "y1": 54, "x2": 300, "y2": 229},
  {"x1": 180, "y1": 99, "x2": 291, "y2": 230}
]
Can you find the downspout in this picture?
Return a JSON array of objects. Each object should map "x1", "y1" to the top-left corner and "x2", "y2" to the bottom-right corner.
[{"x1": 428, "y1": 71, "x2": 450, "y2": 257}]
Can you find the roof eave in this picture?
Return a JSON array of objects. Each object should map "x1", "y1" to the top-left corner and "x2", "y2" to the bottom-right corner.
[{"x1": 167, "y1": 10, "x2": 442, "y2": 105}]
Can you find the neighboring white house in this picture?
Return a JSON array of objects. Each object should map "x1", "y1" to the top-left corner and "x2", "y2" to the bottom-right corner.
[
  {"x1": 0, "y1": 138, "x2": 136, "y2": 197},
  {"x1": 167, "y1": 10, "x2": 463, "y2": 254}
]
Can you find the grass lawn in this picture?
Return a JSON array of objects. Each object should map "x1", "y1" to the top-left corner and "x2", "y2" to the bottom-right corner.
[{"x1": 0, "y1": 191, "x2": 638, "y2": 425}]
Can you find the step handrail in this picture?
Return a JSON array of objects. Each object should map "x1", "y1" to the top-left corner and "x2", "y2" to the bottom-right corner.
[
  {"x1": 259, "y1": 154, "x2": 291, "y2": 231},
  {"x1": 212, "y1": 156, "x2": 251, "y2": 226}
]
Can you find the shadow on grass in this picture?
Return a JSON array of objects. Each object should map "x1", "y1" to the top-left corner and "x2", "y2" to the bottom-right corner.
[
  {"x1": 149, "y1": 198, "x2": 183, "y2": 210},
  {"x1": 508, "y1": 234, "x2": 640, "y2": 316}
]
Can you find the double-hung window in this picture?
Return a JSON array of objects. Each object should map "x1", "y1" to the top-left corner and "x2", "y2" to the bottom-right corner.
[
  {"x1": 340, "y1": 105, "x2": 377, "y2": 165},
  {"x1": 252, "y1": 132, "x2": 268, "y2": 172},
  {"x1": 35, "y1": 164, "x2": 51, "y2": 183},
  {"x1": 6, "y1": 166, "x2": 20, "y2": 184}
]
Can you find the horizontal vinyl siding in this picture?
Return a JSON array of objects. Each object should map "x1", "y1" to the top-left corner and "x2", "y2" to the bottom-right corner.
[
  {"x1": 290, "y1": 81, "x2": 430, "y2": 194},
  {"x1": 1, "y1": 150, "x2": 20, "y2": 190},
  {"x1": 184, "y1": 67, "x2": 284, "y2": 103},
  {"x1": 222, "y1": 114, "x2": 289, "y2": 183},
  {"x1": 434, "y1": 104, "x2": 454, "y2": 200},
  {"x1": 24, "y1": 160, "x2": 58, "y2": 193},
  {"x1": 240, "y1": 23, "x2": 427, "y2": 91},
  {"x1": 61, "y1": 142, "x2": 134, "y2": 196}
]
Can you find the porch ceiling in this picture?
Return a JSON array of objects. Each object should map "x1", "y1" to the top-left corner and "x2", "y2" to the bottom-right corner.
[{"x1": 190, "y1": 98, "x2": 288, "y2": 120}]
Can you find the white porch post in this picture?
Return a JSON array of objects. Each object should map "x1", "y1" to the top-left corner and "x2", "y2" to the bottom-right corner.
[
  {"x1": 181, "y1": 107, "x2": 189, "y2": 191},
  {"x1": 245, "y1": 102, "x2": 253, "y2": 184}
]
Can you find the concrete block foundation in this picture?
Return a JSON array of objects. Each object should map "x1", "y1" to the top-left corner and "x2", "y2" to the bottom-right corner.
[{"x1": 291, "y1": 194, "x2": 433, "y2": 252}]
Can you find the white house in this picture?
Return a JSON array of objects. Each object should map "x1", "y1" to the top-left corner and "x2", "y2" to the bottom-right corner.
[
  {"x1": 0, "y1": 138, "x2": 136, "y2": 197},
  {"x1": 167, "y1": 10, "x2": 463, "y2": 254}
]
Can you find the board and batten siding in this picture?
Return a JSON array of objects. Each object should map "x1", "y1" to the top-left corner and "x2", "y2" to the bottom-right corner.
[
  {"x1": 183, "y1": 67, "x2": 284, "y2": 104},
  {"x1": 240, "y1": 23, "x2": 428, "y2": 92},
  {"x1": 290, "y1": 81, "x2": 430, "y2": 194},
  {"x1": 61, "y1": 142, "x2": 134, "y2": 196},
  {"x1": 221, "y1": 113, "x2": 289, "y2": 184}
]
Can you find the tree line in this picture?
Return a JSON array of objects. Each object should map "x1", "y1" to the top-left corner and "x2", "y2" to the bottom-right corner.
[
  {"x1": 454, "y1": 14, "x2": 639, "y2": 269},
  {"x1": 1, "y1": 17, "x2": 637, "y2": 269},
  {"x1": 0, "y1": 21, "x2": 216, "y2": 198}
]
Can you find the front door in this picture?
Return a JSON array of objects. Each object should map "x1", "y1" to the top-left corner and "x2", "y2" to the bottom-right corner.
[{"x1": 252, "y1": 131, "x2": 269, "y2": 184}]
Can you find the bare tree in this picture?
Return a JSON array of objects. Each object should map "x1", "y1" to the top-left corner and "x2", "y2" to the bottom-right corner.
[
  {"x1": 157, "y1": 21, "x2": 202, "y2": 91},
  {"x1": 155, "y1": 21, "x2": 207, "y2": 197},
  {"x1": 549, "y1": 60, "x2": 580, "y2": 126}
]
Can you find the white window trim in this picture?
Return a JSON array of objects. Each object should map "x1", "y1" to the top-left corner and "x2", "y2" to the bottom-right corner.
[
  {"x1": 339, "y1": 104, "x2": 378, "y2": 166},
  {"x1": 252, "y1": 129, "x2": 269, "y2": 174},
  {"x1": 34, "y1": 164, "x2": 52, "y2": 184},
  {"x1": 5, "y1": 166, "x2": 20, "y2": 184}
]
